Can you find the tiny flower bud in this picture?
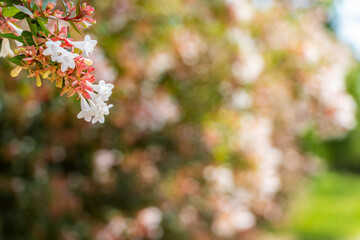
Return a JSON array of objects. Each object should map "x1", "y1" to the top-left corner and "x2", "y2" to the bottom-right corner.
[
  {"x1": 80, "y1": 22, "x2": 89, "y2": 28},
  {"x1": 81, "y1": 3, "x2": 87, "y2": 9},
  {"x1": 14, "y1": 49, "x2": 20, "y2": 54},
  {"x1": 36, "y1": 75, "x2": 42, "y2": 87},
  {"x1": 83, "y1": 58, "x2": 93, "y2": 66},
  {"x1": 88, "y1": 11, "x2": 93, "y2": 15},
  {"x1": 55, "y1": 78, "x2": 63, "y2": 88},
  {"x1": 46, "y1": 2, "x2": 55, "y2": 9},
  {"x1": 10, "y1": 66, "x2": 22, "y2": 77},
  {"x1": 42, "y1": 70, "x2": 51, "y2": 79}
]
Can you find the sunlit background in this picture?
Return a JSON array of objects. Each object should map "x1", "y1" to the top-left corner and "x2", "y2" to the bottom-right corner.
[{"x1": 1, "y1": 0, "x2": 360, "y2": 239}]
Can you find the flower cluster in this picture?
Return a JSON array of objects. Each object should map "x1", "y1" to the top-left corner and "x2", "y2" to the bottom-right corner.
[
  {"x1": 96, "y1": 207, "x2": 163, "y2": 240},
  {"x1": 77, "y1": 80, "x2": 114, "y2": 124},
  {"x1": 0, "y1": 0, "x2": 113, "y2": 124}
]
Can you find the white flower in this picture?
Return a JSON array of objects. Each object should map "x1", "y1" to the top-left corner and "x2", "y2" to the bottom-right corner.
[
  {"x1": 8, "y1": 22, "x2": 23, "y2": 36},
  {"x1": 43, "y1": 40, "x2": 64, "y2": 62},
  {"x1": 88, "y1": 91, "x2": 113, "y2": 124},
  {"x1": 77, "y1": 95, "x2": 95, "y2": 122},
  {"x1": 138, "y1": 207, "x2": 163, "y2": 229},
  {"x1": 43, "y1": 39, "x2": 79, "y2": 72},
  {"x1": 77, "y1": 91, "x2": 113, "y2": 124},
  {"x1": 88, "y1": 80, "x2": 114, "y2": 101},
  {"x1": 71, "y1": 35, "x2": 97, "y2": 57},
  {"x1": 15, "y1": 41, "x2": 23, "y2": 47},
  {"x1": 77, "y1": 79, "x2": 114, "y2": 124},
  {"x1": 0, "y1": 38, "x2": 14, "y2": 57},
  {"x1": 58, "y1": 51, "x2": 78, "y2": 72},
  {"x1": 7, "y1": 23, "x2": 23, "y2": 47}
]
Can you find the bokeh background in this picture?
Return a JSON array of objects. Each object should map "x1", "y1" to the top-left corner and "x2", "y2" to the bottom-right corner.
[{"x1": 2, "y1": 0, "x2": 360, "y2": 239}]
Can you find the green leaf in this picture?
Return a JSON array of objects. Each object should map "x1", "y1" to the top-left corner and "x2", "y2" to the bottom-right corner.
[
  {"x1": 0, "y1": 31, "x2": 36, "y2": 46},
  {"x1": 1, "y1": 0, "x2": 20, "y2": 3},
  {"x1": 0, "y1": 0, "x2": 21, "y2": 6},
  {"x1": 12, "y1": 12, "x2": 27, "y2": 20},
  {"x1": 26, "y1": 17, "x2": 38, "y2": 36},
  {"x1": 21, "y1": 31, "x2": 36, "y2": 46},
  {"x1": 69, "y1": 21, "x2": 83, "y2": 37},
  {"x1": 36, "y1": 18, "x2": 51, "y2": 36},
  {"x1": 76, "y1": 0, "x2": 80, "y2": 15},
  {"x1": 39, "y1": 17, "x2": 49, "y2": 23},
  {"x1": 8, "y1": 54, "x2": 26, "y2": 66},
  {"x1": 14, "y1": 4, "x2": 34, "y2": 17},
  {"x1": 0, "y1": 33, "x2": 22, "y2": 42},
  {"x1": 2, "y1": 6, "x2": 20, "y2": 17},
  {"x1": 60, "y1": 0, "x2": 69, "y2": 16}
]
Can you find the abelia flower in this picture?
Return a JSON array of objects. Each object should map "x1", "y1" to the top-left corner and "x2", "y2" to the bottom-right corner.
[
  {"x1": 70, "y1": 35, "x2": 97, "y2": 57},
  {"x1": 10, "y1": 66, "x2": 23, "y2": 77},
  {"x1": 88, "y1": 80, "x2": 114, "y2": 101},
  {"x1": 91, "y1": 104, "x2": 112, "y2": 124},
  {"x1": 7, "y1": 22, "x2": 23, "y2": 47},
  {"x1": 7, "y1": 22, "x2": 23, "y2": 36},
  {"x1": 58, "y1": 51, "x2": 79, "y2": 72},
  {"x1": 77, "y1": 88, "x2": 113, "y2": 124},
  {"x1": 0, "y1": 1, "x2": 112, "y2": 124},
  {"x1": 77, "y1": 95, "x2": 95, "y2": 122},
  {"x1": 0, "y1": 38, "x2": 14, "y2": 57},
  {"x1": 43, "y1": 40, "x2": 64, "y2": 62}
]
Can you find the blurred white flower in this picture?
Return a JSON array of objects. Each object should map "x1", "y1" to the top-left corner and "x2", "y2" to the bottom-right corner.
[
  {"x1": 212, "y1": 208, "x2": 255, "y2": 237},
  {"x1": 231, "y1": 207, "x2": 256, "y2": 231},
  {"x1": 230, "y1": 90, "x2": 253, "y2": 110},
  {"x1": 227, "y1": 28, "x2": 256, "y2": 52},
  {"x1": 92, "y1": 48, "x2": 117, "y2": 82},
  {"x1": 174, "y1": 29, "x2": 205, "y2": 66},
  {"x1": 93, "y1": 150, "x2": 117, "y2": 183},
  {"x1": 146, "y1": 52, "x2": 175, "y2": 81},
  {"x1": 212, "y1": 214, "x2": 236, "y2": 238},
  {"x1": 303, "y1": 42, "x2": 320, "y2": 63},
  {"x1": 226, "y1": 0, "x2": 254, "y2": 22},
  {"x1": 232, "y1": 52, "x2": 264, "y2": 84},
  {"x1": 138, "y1": 207, "x2": 162, "y2": 228},
  {"x1": 134, "y1": 92, "x2": 180, "y2": 131},
  {"x1": 305, "y1": 64, "x2": 357, "y2": 136},
  {"x1": 203, "y1": 166, "x2": 235, "y2": 193},
  {"x1": 0, "y1": 38, "x2": 14, "y2": 57},
  {"x1": 237, "y1": 115, "x2": 283, "y2": 198}
]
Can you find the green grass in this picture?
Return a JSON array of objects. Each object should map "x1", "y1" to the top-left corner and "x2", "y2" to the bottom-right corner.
[{"x1": 280, "y1": 172, "x2": 360, "y2": 240}]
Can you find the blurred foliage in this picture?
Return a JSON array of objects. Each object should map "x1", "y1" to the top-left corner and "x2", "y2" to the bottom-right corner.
[
  {"x1": 278, "y1": 172, "x2": 360, "y2": 240},
  {"x1": 301, "y1": 64, "x2": 360, "y2": 172}
]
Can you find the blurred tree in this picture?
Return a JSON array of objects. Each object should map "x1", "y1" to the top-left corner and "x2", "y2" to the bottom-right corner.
[{"x1": 0, "y1": 0, "x2": 357, "y2": 239}]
